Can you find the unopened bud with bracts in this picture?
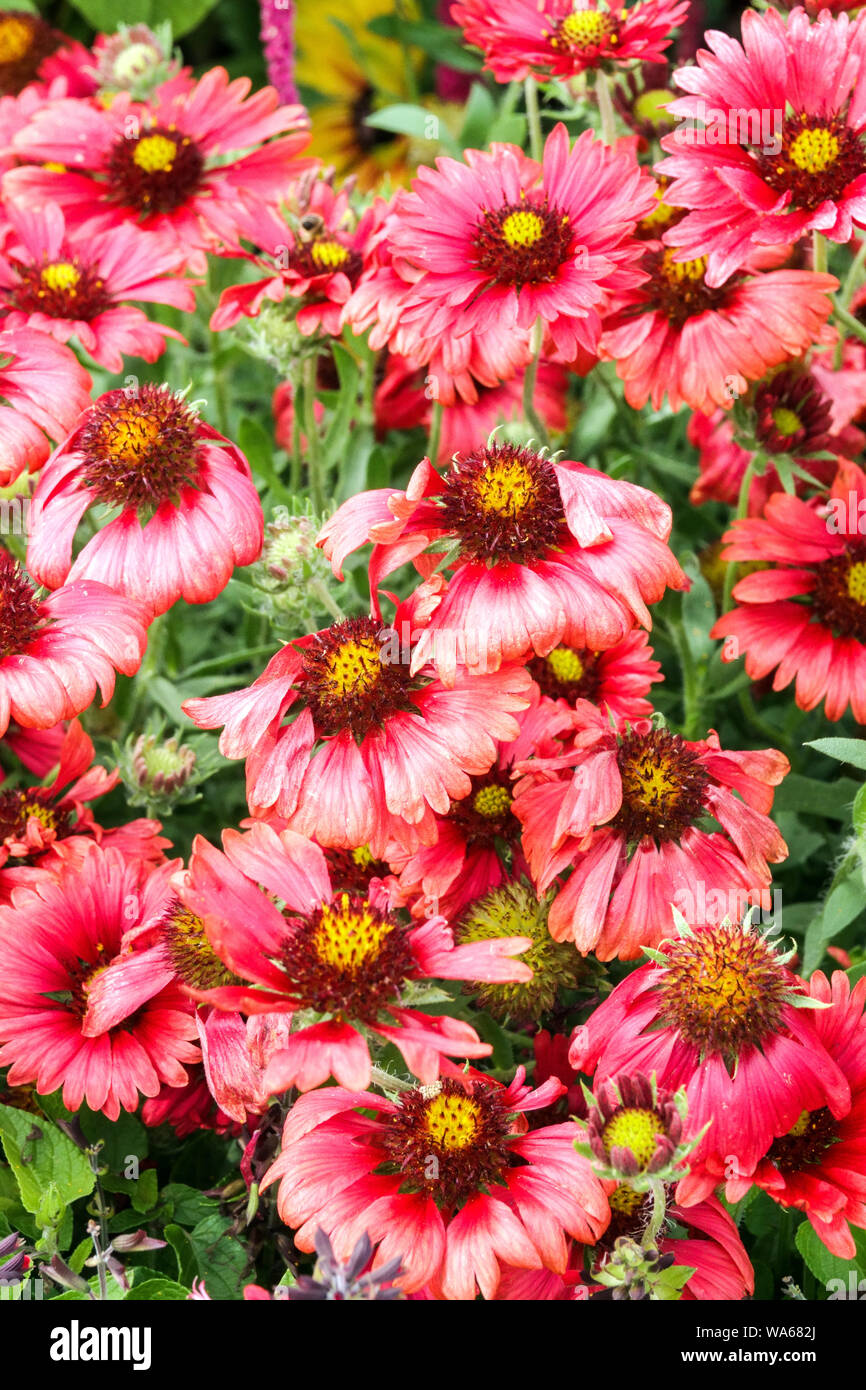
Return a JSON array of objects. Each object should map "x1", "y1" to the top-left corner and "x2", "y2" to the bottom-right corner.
[
  {"x1": 591, "y1": 1236, "x2": 686, "y2": 1301},
  {"x1": 243, "y1": 503, "x2": 344, "y2": 636},
  {"x1": 575, "y1": 1071, "x2": 697, "y2": 1188},
  {"x1": 116, "y1": 723, "x2": 219, "y2": 816},
  {"x1": 91, "y1": 22, "x2": 180, "y2": 99}
]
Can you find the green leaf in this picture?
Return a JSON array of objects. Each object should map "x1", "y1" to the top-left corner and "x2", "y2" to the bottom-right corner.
[
  {"x1": 796, "y1": 1219, "x2": 866, "y2": 1288},
  {"x1": 102, "y1": 1168, "x2": 159, "y2": 1214},
  {"x1": 67, "y1": 0, "x2": 221, "y2": 40},
  {"x1": 364, "y1": 104, "x2": 462, "y2": 157},
  {"x1": 188, "y1": 1213, "x2": 249, "y2": 1300},
  {"x1": 680, "y1": 554, "x2": 717, "y2": 666},
  {"x1": 322, "y1": 344, "x2": 361, "y2": 469},
  {"x1": 775, "y1": 774, "x2": 862, "y2": 821},
  {"x1": 0, "y1": 1104, "x2": 94, "y2": 1217},
  {"x1": 805, "y1": 737, "x2": 866, "y2": 772},
  {"x1": 160, "y1": 1183, "x2": 221, "y2": 1228},
  {"x1": 124, "y1": 1278, "x2": 190, "y2": 1301},
  {"x1": 459, "y1": 83, "x2": 496, "y2": 149},
  {"x1": 238, "y1": 417, "x2": 291, "y2": 505},
  {"x1": 165, "y1": 1224, "x2": 197, "y2": 1286}
]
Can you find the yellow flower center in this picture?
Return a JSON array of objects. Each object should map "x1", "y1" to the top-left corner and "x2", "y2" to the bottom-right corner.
[
  {"x1": 351, "y1": 844, "x2": 375, "y2": 869},
  {"x1": 132, "y1": 133, "x2": 178, "y2": 174},
  {"x1": 602, "y1": 1107, "x2": 662, "y2": 1168},
  {"x1": 558, "y1": 9, "x2": 615, "y2": 47},
  {"x1": 163, "y1": 904, "x2": 234, "y2": 991},
  {"x1": 423, "y1": 1091, "x2": 482, "y2": 1150},
  {"x1": 474, "y1": 456, "x2": 539, "y2": 517},
  {"x1": 662, "y1": 249, "x2": 707, "y2": 282},
  {"x1": 42, "y1": 162, "x2": 66, "y2": 173},
  {"x1": 310, "y1": 240, "x2": 351, "y2": 270},
  {"x1": 787, "y1": 1110, "x2": 811, "y2": 1138},
  {"x1": 771, "y1": 406, "x2": 802, "y2": 437},
  {"x1": 789, "y1": 127, "x2": 840, "y2": 174},
  {"x1": 321, "y1": 634, "x2": 383, "y2": 698},
  {"x1": 633, "y1": 88, "x2": 675, "y2": 126},
  {"x1": 545, "y1": 645, "x2": 585, "y2": 684},
  {"x1": 19, "y1": 799, "x2": 57, "y2": 832},
  {"x1": 40, "y1": 262, "x2": 81, "y2": 295},
  {"x1": 500, "y1": 209, "x2": 545, "y2": 250},
  {"x1": 472, "y1": 784, "x2": 513, "y2": 818},
  {"x1": 620, "y1": 759, "x2": 683, "y2": 814},
  {"x1": 100, "y1": 408, "x2": 162, "y2": 464},
  {"x1": 846, "y1": 559, "x2": 866, "y2": 607},
  {"x1": 311, "y1": 893, "x2": 396, "y2": 976},
  {"x1": 609, "y1": 1183, "x2": 646, "y2": 1217},
  {"x1": 0, "y1": 15, "x2": 33, "y2": 61}
]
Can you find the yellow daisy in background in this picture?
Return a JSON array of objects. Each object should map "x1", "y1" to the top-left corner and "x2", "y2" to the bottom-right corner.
[{"x1": 295, "y1": 0, "x2": 424, "y2": 189}]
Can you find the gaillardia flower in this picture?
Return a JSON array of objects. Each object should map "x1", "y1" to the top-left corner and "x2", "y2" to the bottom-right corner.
[
  {"x1": 513, "y1": 703, "x2": 789, "y2": 959},
  {"x1": 712, "y1": 460, "x2": 866, "y2": 723},
  {"x1": 176, "y1": 822, "x2": 532, "y2": 1090},
  {"x1": 0, "y1": 845, "x2": 199, "y2": 1120},
  {"x1": 345, "y1": 123, "x2": 656, "y2": 376},
  {"x1": 527, "y1": 628, "x2": 662, "y2": 724},
  {"x1": 260, "y1": 1068, "x2": 611, "y2": 1297},
  {"x1": 26, "y1": 384, "x2": 263, "y2": 620},
  {"x1": 0, "y1": 325, "x2": 92, "y2": 481},
  {"x1": 211, "y1": 175, "x2": 382, "y2": 340},
  {"x1": 0, "y1": 203, "x2": 196, "y2": 372},
  {"x1": 568, "y1": 919, "x2": 852, "y2": 1202},
  {"x1": 319, "y1": 446, "x2": 686, "y2": 682},
  {"x1": 600, "y1": 246, "x2": 837, "y2": 414},
  {"x1": 452, "y1": 0, "x2": 689, "y2": 83},
  {"x1": 4, "y1": 67, "x2": 314, "y2": 270},
  {"x1": 0, "y1": 548, "x2": 149, "y2": 737},
  {"x1": 182, "y1": 588, "x2": 532, "y2": 851},
  {"x1": 740, "y1": 970, "x2": 866, "y2": 1259},
  {"x1": 658, "y1": 7, "x2": 866, "y2": 284}
]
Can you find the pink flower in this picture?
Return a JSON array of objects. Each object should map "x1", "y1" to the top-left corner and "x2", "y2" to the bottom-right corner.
[
  {"x1": 513, "y1": 702, "x2": 789, "y2": 959},
  {"x1": 260, "y1": 1068, "x2": 610, "y2": 1297},
  {"x1": 568, "y1": 921, "x2": 852, "y2": 1202},
  {"x1": 711, "y1": 460, "x2": 866, "y2": 723},
  {"x1": 211, "y1": 175, "x2": 383, "y2": 339},
  {"x1": 527, "y1": 628, "x2": 662, "y2": 724},
  {"x1": 319, "y1": 445, "x2": 686, "y2": 682},
  {"x1": 0, "y1": 324, "x2": 91, "y2": 483},
  {"x1": 391, "y1": 690, "x2": 575, "y2": 922},
  {"x1": 182, "y1": 592, "x2": 532, "y2": 853},
  {"x1": 0, "y1": 548, "x2": 148, "y2": 737},
  {"x1": 345, "y1": 124, "x2": 656, "y2": 376},
  {"x1": 0, "y1": 845, "x2": 199, "y2": 1119},
  {"x1": 658, "y1": 7, "x2": 866, "y2": 284},
  {"x1": 600, "y1": 246, "x2": 837, "y2": 413},
  {"x1": 0, "y1": 204, "x2": 196, "y2": 371},
  {"x1": 4, "y1": 67, "x2": 314, "y2": 271},
  {"x1": 742, "y1": 971, "x2": 866, "y2": 1259},
  {"x1": 176, "y1": 822, "x2": 532, "y2": 1090},
  {"x1": 27, "y1": 384, "x2": 263, "y2": 621},
  {"x1": 452, "y1": 0, "x2": 689, "y2": 83}
]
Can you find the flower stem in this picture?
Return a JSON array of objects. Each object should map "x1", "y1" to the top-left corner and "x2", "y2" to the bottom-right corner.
[
  {"x1": 812, "y1": 229, "x2": 828, "y2": 275},
  {"x1": 594, "y1": 68, "x2": 617, "y2": 145},
  {"x1": 302, "y1": 353, "x2": 324, "y2": 514},
  {"x1": 309, "y1": 576, "x2": 345, "y2": 622},
  {"x1": 370, "y1": 1065, "x2": 413, "y2": 1095},
  {"x1": 643, "y1": 1180, "x2": 667, "y2": 1249},
  {"x1": 522, "y1": 319, "x2": 550, "y2": 447},
  {"x1": 427, "y1": 399, "x2": 443, "y2": 464},
  {"x1": 720, "y1": 454, "x2": 759, "y2": 614},
  {"x1": 524, "y1": 76, "x2": 543, "y2": 161}
]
